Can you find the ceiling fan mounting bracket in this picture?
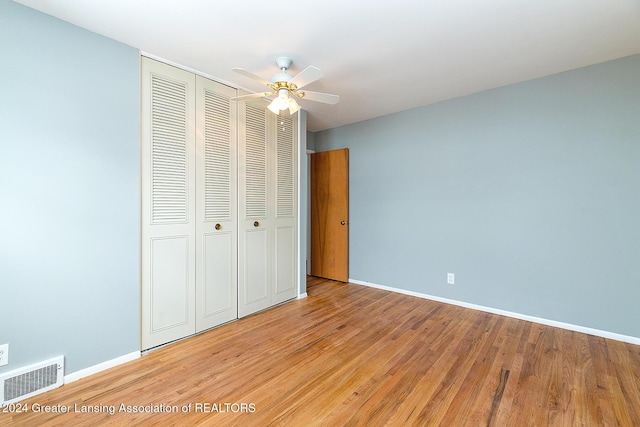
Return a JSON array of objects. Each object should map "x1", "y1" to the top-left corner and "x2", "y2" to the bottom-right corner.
[{"x1": 275, "y1": 56, "x2": 293, "y2": 71}]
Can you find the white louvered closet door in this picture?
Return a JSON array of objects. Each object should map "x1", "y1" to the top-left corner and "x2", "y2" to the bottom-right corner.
[
  {"x1": 141, "y1": 58, "x2": 196, "y2": 350},
  {"x1": 238, "y1": 102, "x2": 271, "y2": 317},
  {"x1": 238, "y1": 102, "x2": 298, "y2": 317},
  {"x1": 195, "y1": 76, "x2": 238, "y2": 331},
  {"x1": 273, "y1": 113, "x2": 298, "y2": 306}
]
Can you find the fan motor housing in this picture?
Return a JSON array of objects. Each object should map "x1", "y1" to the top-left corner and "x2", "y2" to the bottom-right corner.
[{"x1": 271, "y1": 72, "x2": 292, "y2": 84}]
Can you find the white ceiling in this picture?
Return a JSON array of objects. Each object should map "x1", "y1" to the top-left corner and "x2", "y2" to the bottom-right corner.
[{"x1": 14, "y1": 0, "x2": 640, "y2": 132}]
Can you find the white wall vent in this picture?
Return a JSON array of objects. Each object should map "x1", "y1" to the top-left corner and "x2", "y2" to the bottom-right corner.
[{"x1": 0, "y1": 356, "x2": 64, "y2": 405}]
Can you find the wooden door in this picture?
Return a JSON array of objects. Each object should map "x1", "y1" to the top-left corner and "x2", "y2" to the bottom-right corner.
[
  {"x1": 141, "y1": 58, "x2": 197, "y2": 350},
  {"x1": 310, "y1": 148, "x2": 349, "y2": 282},
  {"x1": 194, "y1": 76, "x2": 238, "y2": 332}
]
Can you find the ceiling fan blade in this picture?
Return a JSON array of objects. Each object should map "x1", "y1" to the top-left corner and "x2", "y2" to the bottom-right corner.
[
  {"x1": 230, "y1": 91, "x2": 274, "y2": 101},
  {"x1": 232, "y1": 68, "x2": 271, "y2": 87},
  {"x1": 297, "y1": 90, "x2": 339, "y2": 105},
  {"x1": 289, "y1": 65, "x2": 324, "y2": 89}
]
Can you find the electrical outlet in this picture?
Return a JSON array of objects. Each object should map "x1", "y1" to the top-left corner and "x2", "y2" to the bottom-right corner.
[
  {"x1": 447, "y1": 273, "x2": 455, "y2": 285},
  {"x1": 0, "y1": 343, "x2": 8, "y2": 366}
]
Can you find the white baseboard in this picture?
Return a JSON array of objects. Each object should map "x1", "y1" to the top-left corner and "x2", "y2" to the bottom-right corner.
[
  {"x1": 64, "y1": 351, "x2": 140, "y2": 384},
  {"x1": 298, "y1": 292, "x2": 308, "y2": 299},
  {"x1": 349, "y1": 278, "x2": 640, "y2": 346}
]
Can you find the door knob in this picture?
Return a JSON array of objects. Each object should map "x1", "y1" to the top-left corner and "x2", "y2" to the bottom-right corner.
[
  {"x1": 215, "y1": 223, "x2": 221, "y2": 230},
  {"x1": 254, "y1": 221, "x2": 260, "y2": 227},
  {"x1": 340, "y1": 221, "x2": 346, "y2": 225}
]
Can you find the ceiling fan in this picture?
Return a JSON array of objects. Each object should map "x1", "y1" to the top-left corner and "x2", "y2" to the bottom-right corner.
[{"x1": 230, "y1": 57, "x2": 339, "y2": 114}]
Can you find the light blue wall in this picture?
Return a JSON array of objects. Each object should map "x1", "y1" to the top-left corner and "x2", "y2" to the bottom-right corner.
[
  {"x1": 306, "y1": 130, "x2": 316, "y2": 151},
  {"x1": 0, "y1": 0, "x2": 140, "y2": 374},
  {"x1": 315, "y1": 54, "x2": 640, "y2": 338}
]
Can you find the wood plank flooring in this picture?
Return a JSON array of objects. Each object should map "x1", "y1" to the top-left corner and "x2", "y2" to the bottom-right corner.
[{"x1": 2, "y1": 276, "x2": 639, "y2": 426}]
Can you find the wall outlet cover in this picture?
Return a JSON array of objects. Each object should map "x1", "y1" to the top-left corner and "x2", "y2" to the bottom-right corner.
[
  {"x1": 0, "y1": 343, "x2": 8, "y2": 366},
  {"x1": 447, "y1": 273, "x2": 455, "y2": 285}
]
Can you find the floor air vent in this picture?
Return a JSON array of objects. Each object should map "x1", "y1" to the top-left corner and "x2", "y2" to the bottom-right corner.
[{"x1": 1, "y1": 356, "x2": 64, "y2": 405}]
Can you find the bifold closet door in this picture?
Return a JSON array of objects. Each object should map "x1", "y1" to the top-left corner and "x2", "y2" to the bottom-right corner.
[
  {"x1": 194, "y1": 76, "x2": 238, "y2": 331},
  {"x1": 238, "y1": 102, "x2": 298, "y2": 318},
  {"x1": 141, "y1": 58, "x2": 196, "y2": 350},
  {"x1": 238, "y1": 102, "x2": 271, "y2": 317},
  {"x1": 141, "y1": 57, "x2": 239, "y2": 350},
  {"x1": 272, "y1": 112, "x2": 298, "y2": 306}
]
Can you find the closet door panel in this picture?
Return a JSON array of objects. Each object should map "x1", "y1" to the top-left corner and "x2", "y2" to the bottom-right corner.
[
  {"x1": 238, "y1": 101, "x2": 272, "y2": 317},
  {"x1": 243, "y1": 228, "x2": 269, "y2": 303},
  {"x1": 274, "y1": 225, "x2": 296, "y2": 298},
  {"x1": 195, "y1": 76, "x2": 238, "y2": 331},
  {"x1": 141, "y1": 57, "x2": 196, "y2": 350},
  {"x1": 272, "y1": 113, "x2": 298, "y2": 304},
  {"x1": 201, "y1": 231, "x2": 234, "y2": 316},
  {"x1": 150, "y1": 236, "x2": 192, "y2": 330}
]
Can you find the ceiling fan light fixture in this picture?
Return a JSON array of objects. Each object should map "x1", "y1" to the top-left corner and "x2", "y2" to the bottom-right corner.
[
  {"x1": 288, "y1": 97, "x2": 301, "y2": 114},
  {"x1": 267, "y1": 99, "x2": 282, "y2": 114},
  {"x1": 268, "y1": 88, "x2": 295, "y2": 114}
]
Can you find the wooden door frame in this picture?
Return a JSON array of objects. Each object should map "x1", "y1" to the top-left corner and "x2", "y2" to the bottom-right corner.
[{"x1": 306, "y1": 149, "x2": 315, "y2": 276}]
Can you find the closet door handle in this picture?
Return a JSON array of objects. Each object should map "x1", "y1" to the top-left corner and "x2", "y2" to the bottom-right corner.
[
  {"x1": 340, "y1": 221, "x2": 346, "y2": 225},
  {"x1": 254, "y1": 221, "x2": 260, "y2": 227},
  {"x1": 215, "y1": 223, "x2": 221, "y2": 230}
]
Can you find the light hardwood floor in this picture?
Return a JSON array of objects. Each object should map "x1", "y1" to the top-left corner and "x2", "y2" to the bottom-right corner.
[{"x1": 2, "y1": 277, "x2": 639, "y2": 426}]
